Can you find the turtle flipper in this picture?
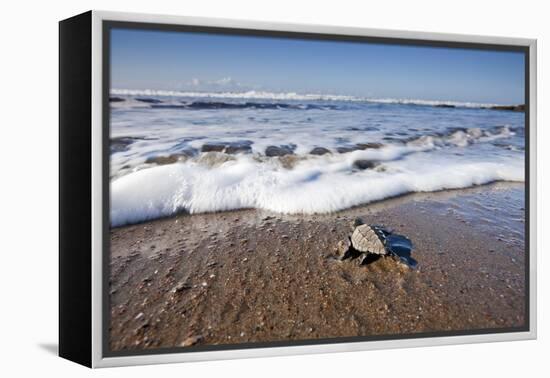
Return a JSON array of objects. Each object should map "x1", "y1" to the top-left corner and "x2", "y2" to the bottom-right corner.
[
  {"x1": 385, "y1": 233, "x2": 417, "y2": 269},
  {"x1": 358, "y1": 252, "x2": 381, "y2": 266},
  {"x1": 341, "y1": 246, "x2": 355, "y2": 261},
  {"x1": 371, "y1": 224, "x2": 393, "y2": 236},
  {"x1": 389, "y1": 250, "x2": 418, "y2": 269}
]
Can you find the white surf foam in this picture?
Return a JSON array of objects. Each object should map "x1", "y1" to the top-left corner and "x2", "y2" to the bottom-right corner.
[{"x1": 110, "y1": 152, "x2": 524, "y2": 227}]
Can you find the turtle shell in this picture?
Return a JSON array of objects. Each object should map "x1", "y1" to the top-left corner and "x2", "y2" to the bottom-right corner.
[{"x1": 351, "y1": 225, "x2": 388, "y2": 255}]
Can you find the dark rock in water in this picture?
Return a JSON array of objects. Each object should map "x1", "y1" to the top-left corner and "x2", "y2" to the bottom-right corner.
[
  {"x1": 337, "y1": 143, "x2": 383, "y2": 154},
  {"x1": 353, "y1": 160, "x2": 379, "y2": 170},
  {"x1": 111, "y1": 137, "x2": 138, "y2": 153},
  {"x1": 145, "y1": 153, "x2": 188, "y2": 165},
  {"x1": 109, "y1": 97, "x2": 125, "y2": 103},
  {"x1": 309, "y1": 147, "x2": 331, "y2": 155},
  {"x1": 265, "y1": 145, "x2": 295, "y2": 157},
  {"x1": 224, "y1": 145, "x2": 251, "y2": 154},
  {"x1": 135, "y1": 97, "x2": 163, "y2": 104},
  {"x1": 201, "y1": 141, "x2": 252, "y2": 154},
  {"x1": 224, "y1": 141, "x2": 253, "y2": 154},
  {"x1": 201, "y1": 143, "x2": 226, "y2": 153},
  {"x1": 435, "y1": 104, "x2": 456, "y2": 108},
  {"x1": 490, "y1": 104, "x2": 525, "y2": 112},
  {"x1": 356, "y1": 142, "x2": 383, "y2": 150},
  {"x1": 336, "y1": 146, "x2": 357, "y2": 154}
]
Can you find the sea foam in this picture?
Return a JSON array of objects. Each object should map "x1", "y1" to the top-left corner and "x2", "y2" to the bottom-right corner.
[{"x1": 110, "y1": 151, "x2": 524, "y2": 227}]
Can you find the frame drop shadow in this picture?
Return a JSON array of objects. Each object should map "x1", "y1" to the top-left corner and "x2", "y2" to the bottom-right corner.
[{"x1": 38, "y1": 343, "x2": 58, "y2": 356}]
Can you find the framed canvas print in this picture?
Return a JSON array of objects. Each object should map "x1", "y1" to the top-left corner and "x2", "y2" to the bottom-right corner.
[{"x1": 59, "y1": 10, "x2": 537, "y2": 368}]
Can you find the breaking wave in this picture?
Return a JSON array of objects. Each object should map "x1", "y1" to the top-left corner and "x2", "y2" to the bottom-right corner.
[
  {"x1": 110, "y1": 89, "x2": 506, "y2": 109},
  {"x1": 110, "y1": 152, "x2": 524, "y2": 227}
]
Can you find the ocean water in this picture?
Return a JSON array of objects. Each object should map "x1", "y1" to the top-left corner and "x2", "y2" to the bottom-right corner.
[{"x1": 109, "y1": 90, "x2": 525, "y2": 227}]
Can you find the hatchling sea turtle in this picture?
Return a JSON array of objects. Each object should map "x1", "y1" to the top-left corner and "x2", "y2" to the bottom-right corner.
[
  {"x1": 338, "y1": 218, "x2": 417, "y2": 268},
  {"x1": 352, "y1": 224, "x2": 388, "y2": 255}
]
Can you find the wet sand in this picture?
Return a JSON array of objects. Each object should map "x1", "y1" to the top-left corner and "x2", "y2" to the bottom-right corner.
[{"x1": 108, "y1": 182, "x2": 526, "y2": 352}]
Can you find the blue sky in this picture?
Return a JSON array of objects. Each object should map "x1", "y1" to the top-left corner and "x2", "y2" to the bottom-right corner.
[{"x1": 110, "y1": 28, "x2": 525, "y2": 104}]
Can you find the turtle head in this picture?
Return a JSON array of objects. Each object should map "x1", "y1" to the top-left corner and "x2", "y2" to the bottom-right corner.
[{"x1": 352, "y1": 217, "x2": 365, "y2": 227}]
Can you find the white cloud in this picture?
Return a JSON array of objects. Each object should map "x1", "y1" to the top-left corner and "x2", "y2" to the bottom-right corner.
[
  {"x1": 177, "y1": 76, "x2": 254, "y2": 92},
  {"x1": 212, "y1": 77, "x2": 234, "y2": 85}
]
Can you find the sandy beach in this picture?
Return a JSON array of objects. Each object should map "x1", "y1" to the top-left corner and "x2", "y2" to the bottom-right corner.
[{"x1": 108, "y1": 182, "x2": 526, "y2": 352}]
